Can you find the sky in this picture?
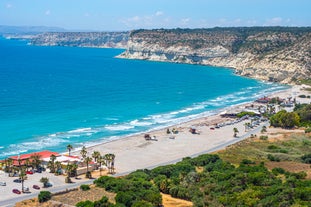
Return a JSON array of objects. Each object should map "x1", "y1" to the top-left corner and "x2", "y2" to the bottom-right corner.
[{"x1": 1, "y1": 0, "x2": 310, "y2": 31}]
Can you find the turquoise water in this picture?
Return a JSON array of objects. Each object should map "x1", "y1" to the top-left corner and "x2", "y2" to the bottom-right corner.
[{"x1": 0, "y1": 38, "x2": 288, "y2": 159}]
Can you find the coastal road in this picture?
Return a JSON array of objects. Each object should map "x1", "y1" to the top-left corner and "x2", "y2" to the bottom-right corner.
[{"x1": 0, "y1": 121, "x2": 269, "y2": 206}]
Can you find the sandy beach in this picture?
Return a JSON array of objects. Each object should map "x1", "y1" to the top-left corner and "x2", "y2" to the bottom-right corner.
[{"x1": 71, "y1": 84, "x2": 311, "y2": 175}]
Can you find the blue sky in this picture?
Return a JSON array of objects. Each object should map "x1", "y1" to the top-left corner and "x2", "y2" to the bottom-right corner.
[{"x1": 1, "y1": 0, "x2": 310, "y2": 31}]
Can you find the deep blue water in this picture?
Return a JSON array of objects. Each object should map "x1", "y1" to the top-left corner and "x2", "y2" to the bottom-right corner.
[{"x1": 0, "y1": 37, "x2": 288, "y2": 159}]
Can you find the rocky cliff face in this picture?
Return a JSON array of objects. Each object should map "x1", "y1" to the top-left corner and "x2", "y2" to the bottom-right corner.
[
  {"x1": 118, "y1": 28, "x2": 311, "y2": 83},
  {"x1": 31, "y1": 32, "x2": 129, "y2": 48}
]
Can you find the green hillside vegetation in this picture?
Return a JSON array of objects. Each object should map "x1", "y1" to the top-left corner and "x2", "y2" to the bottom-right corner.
[
  {"x1": 270, "y1": 103, "x2": 311, "y2": 128},
  {"x1": 77, "y1": 135, "x2": 311, "y2": 207},
  {"x1": 75, "y1": 104, "x2": 311, "y2": 207}
]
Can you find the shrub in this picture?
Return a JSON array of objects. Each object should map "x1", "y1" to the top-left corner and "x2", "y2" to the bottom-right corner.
[
  {"x1": 76, "y1": 200, "x2": 94, "y2": 207},
  {"x1": 301, "y1": 154, "x2": 311, "y2": 164},
  {"x1": 132, "y1": 200, "x2": 153, "y2": 207},
  {"x1": 267, "y1": 154, "x2": 280, "y2": 162},
  {"x1": 272, "y1": 167, "x2": 286, "y2": 175},
  {"x1": 80, "y1": 184, "x2": 90, "y2": 191},
  {"x1": 260, "y1": 135, "x2": 268, "y2": 140},
  {"x1": 305, "y1": 128, "x2": 311, "y2": 133},
  {"x1": 241, "y1": 159, "x2": 255, "y2": 165},
  {"x1": 38, "y1": 191, "x2": 52, "y2": 203}
]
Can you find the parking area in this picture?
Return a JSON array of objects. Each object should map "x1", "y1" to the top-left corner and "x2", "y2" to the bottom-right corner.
[{"x1": 0, "y1": 169, "x2": 88, "y2": 201}]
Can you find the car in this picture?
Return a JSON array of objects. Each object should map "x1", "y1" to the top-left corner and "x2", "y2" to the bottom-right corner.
[
  {"x1": 0, "y1": 181, "x2": 6, "y2": 186},
  {"x1": 23, "y1": 187, "x2": 30, "y2": 193},
  {"x1": 26, "y1": 170, "x2": 34, "y2": 175},
  {"x1": 33, "y1": 185, "x2": 40, "y2": 190},
  {"x1": 13, "y1": 179, "x2": 22, "y2": 183},
  {"x1": 45, "y1": 182, "x2": 53, "y2": 187},
  {"x1": 12, "y1": 189, "x2": 21, "y2": 194}
]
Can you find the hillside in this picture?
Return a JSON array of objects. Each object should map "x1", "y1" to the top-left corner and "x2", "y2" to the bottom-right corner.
[
  {"x1": 30, "y1": 31, "x2": 129, "y2": 48},
  {"x1": 119, "y1": 27, "x2": 311, "y2": 83}
]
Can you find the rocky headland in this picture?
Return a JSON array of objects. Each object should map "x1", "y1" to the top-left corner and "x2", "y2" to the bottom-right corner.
[
  {"x1": 30, "y1": 31, "x2": 129, "y2": 48},
  {"x1": 118, "y1": 27, "x2": 311, "y2": 83}
]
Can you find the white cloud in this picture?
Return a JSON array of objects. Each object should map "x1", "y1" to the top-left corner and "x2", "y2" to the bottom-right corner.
[
  {"x1": 120, "y1": 12, "x2": 169, "y2": 29},
  {"x1": 265, "y1": 17, "x2": 283, "y2": 25},
  {"x1": 45, "y1": 10, "x2": 51, "y2": 16},
  {"x1": 180, "y1": 18, "x2": 190, "y2": 26},
  {"x1": 155, "y1": 11, "x2": 164, "y2": 16},
  {"x1": 6, "y1": 3, "x2": 12, "y2": 9}
]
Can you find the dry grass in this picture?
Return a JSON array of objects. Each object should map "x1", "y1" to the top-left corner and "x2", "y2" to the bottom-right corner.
[
  {"x1": 161, "y1": 193, "x2": 193, "y2": 207},
  {"x1": 15, "y1": 185, "x2": 115, "y2": 207}
]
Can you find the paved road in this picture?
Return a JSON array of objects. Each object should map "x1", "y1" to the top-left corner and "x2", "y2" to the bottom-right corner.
[{"x1": 0, "y1": 121, "x2": 269, "y2": 207}]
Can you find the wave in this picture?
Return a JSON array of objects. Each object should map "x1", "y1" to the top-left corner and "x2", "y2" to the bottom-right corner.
[{"x1": 0, "y1": 81, "x2": 289, "y2": 159}]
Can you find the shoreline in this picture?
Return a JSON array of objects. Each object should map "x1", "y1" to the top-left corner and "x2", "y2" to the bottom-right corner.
[
  {"x1": 67, "y1": 83, "x2": 290, "y2": 153},
  {"x1": 71, "y1": 84, "x2": 309, "y2": 175}
]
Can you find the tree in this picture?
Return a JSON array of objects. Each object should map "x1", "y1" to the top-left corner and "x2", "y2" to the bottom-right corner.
[
  {"x1": 270, "y1": 110, "x2": 300, "y2": 128},
  {"x1": 92, "y1": 151, "x2": 101, "y2": 163},
  {"x1": 47, "y1": 154, "x2": 56, "y2": 173},
  {"x1": 38, "y1": 191, "x2": 52, "y2": 203},
  {"x1": 67, "y1": 144, "x2": 73, "y2": 156},
  {"x1": 80, "y1": 146, "x2": 87, "y2": 159},
  {"x1": 65, "y1": 164, "x2": 73, "y2": 183},
  {"x1": 30, "y1": 154, "x2": 42, "y2": 171},
  {"x1": 54, "y1": 161, "x2": 62, "y2": 175},
  {"x1": 40, "y1": 177, "x2": 49, "y2": 188},
  {"x1": 233, "y1": 127, "x2": 239, "y2": 137},
  {"x1": 84, "y1": 156, "x2": 93, "y2": 178},
  {"x1": 261, "y1": 125, "x2": 267, "y2": 133},
  {"x1": 19, "y1": 166, "x2": 27, "y2": 193},
  {"x1": 104, "y1": 153, "x2": 116, "y2": 174}
]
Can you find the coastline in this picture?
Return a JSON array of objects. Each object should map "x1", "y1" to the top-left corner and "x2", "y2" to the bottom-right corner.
[{"x1": 70, "y1": 84, "x2": 309, "y2": 175}]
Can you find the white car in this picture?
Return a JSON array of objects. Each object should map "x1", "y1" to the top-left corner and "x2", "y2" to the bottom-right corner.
[
  {"x1": 0, "y1": 181, "x2": 6, "y2": 186},
  {"x1": 23, "y1": 186, "x2": 30, "y2": 192}
]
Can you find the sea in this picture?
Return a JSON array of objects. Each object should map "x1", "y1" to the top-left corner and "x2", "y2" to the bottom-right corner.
[{"x1": 0, "y1": 37, "x2": 289, "y2": 160}]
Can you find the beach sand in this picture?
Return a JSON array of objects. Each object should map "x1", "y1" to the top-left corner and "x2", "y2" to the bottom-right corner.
[{"x1": 71, "y1": 84, "x2": 311, "y2": 175}]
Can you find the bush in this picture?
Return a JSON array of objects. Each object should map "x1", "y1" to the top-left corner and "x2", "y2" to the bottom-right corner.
[
  {"x1": 38, "y1": 191, "x2": 52, "y2": 203},
  {"x1": 76, "y1": 200, "x2": 94, "y2": 207},
  {"x1": 301, "y1": 154, "x2": 311, "y2": 164},
  {"x1": 260, "y1": 135, "x2": 268, "y2": 140},
  {"x1": 267, "y1": 154, "x2": 280, "y2": 162},
  {"x1": 270, "y1": 110, "x2": 300, "y2": 128},
  {"x1": 272, "y1": 167, "x2": 286, "y2": 175},
  {"x1": 305, "y1": 128, "x2": 311, "y2": 133},
  {"x1": 80, "y1": 184, "x2": 90, "y2": 191},
  {"x1": 132, "y1": 200, "x2": 153, "y2": 207},
  {"x1": 241, "y1": 159, "x2": 255, "y2": 165}
]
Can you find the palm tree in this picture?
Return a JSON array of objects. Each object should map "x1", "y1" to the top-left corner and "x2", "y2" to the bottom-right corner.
[
  {"x1": 30, "y1": 154, "x2": 42, "y2": 172},
  {"x1": 47, "y1": 154, "x2": 56, "y2": 173},
  {"x1": 67, "y1": 144, "x2": 73, "y2": 156},
  {"x1": 233, "y1": 127, "x2": 239, "y2": 137},
  {"x1": 54, "y1": 161, "x2": 62, "y2": 175},
  {"x1": 92, "y1": 151, "x2": 101, "y2": 163},
  {"x1": 261, "y1": 125, "x2": 267, "y2": 133},
  {"x1": 5, "y1": 158, "x2": 14, "y2": 176},
  {"x1": 97, "y1": 156, "x2": 104, "y2": 176},
  {"x1": 19, "y1": 166, "x2": 27, "y2": 193},
  {"x1": 65, "y1": 164, "x2": 73, "y2": 183},
  {"x1": 104, "y1": 153, "x2": 116, "y2": 174},
  {"x1": 84, "y1": 156, "x2": 92, "y2": 178},
  {"x1": 80, "y1": 146, "x2": 87, "y2": 159},
  {"x1": 244, "y1": 122, "x2": 250, "y2": 132}
]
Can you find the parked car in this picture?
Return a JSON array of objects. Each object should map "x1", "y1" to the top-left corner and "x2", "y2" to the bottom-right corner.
[
  {"x1": 26, "y1": 170, "x2": 34, "y2": 175},
  {"x1": 33, "y1": 185, "x2": 40, "y2": 190},
  {"x1": 0, "y1": 181, "x2": 6, "y2": 186},
  {"x1": 45, "y1": 182, "x2": 53, "y2": 187},
  {"x1": 23, "y1": 186, "x2": 30, "y2": 193},
  {"x1": 12, "y1": 189, "x2": 21, "y2": 194},
  {"x1": 13, "y1": 179, "x2": 22, "y2": 183}
]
